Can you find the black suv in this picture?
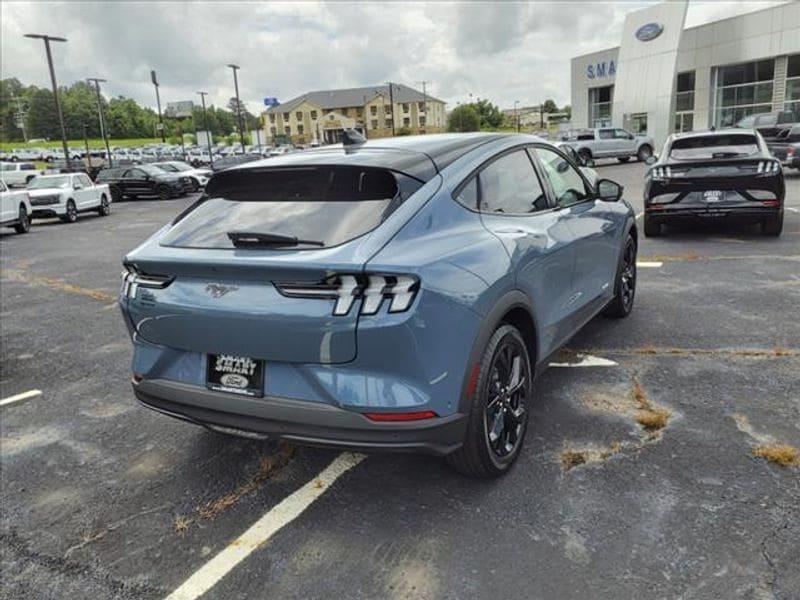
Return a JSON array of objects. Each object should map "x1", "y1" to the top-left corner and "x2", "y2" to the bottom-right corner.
[{"x1": 96, "y1": 165, "x2": 192, "y2": 201}]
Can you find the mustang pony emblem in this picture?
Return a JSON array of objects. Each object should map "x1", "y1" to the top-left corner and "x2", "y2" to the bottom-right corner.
[{"x1": 205, "y1": 283, "x2": 238, "y2": 298}]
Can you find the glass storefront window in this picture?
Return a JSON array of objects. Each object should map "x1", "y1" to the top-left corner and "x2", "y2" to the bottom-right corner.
[
  {"x1": 714, "y1": 59, "x2": 776, "y2": 128},
  {"x1": 785, "y1": 54, "x2": 800, "y2": 121},
  {"x1": 589, "y1": 85, "x2": 613, "y2": 128}
]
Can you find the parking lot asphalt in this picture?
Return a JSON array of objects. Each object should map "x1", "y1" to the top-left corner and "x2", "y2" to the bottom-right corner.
[{"x1": 2, "y1": 161, "x2": 799, "y2": 600}]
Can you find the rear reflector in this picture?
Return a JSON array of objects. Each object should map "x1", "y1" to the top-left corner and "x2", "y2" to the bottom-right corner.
[
  {"x1": 647, "y1": 203, "x2": 665, "y2": 211},
  {"x1": 761, "y1": 200, "x2": 780, "y2": 207},
  {"x1": 364, "y1": 411, "x2": 437, "y2": 422}
]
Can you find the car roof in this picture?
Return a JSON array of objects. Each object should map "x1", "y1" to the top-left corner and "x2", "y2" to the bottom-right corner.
[{"x1": 229, "y1": 133, "x2": 509, "y2": 181}]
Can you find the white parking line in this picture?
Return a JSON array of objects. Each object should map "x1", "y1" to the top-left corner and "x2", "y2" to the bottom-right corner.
[
  {"x1": 637, "y1": 261, "x2": 663, "y2": 268},
  {"x1": 0, "y1": 389, "x2": 42, "y2": 407},
  {"x1": 786, "y1": 207, "x2": 800, "y2": 213},
  {"x1": 165, "y1": 452, "x2": 365, "y2": 600},
  {"x1": 549, "y1": 353, "x2": 618, "y2": 368}
]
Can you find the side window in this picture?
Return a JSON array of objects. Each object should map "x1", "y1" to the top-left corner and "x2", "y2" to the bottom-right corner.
[
  {"x1": 454, "y1": 177, "x2": 478, "y2": 210},
  {"x1": 124, "y1": 169, "x2": 143, "y2": 179},
  {"x1": 0, "y1": 182, "x2": 6, "y2": 192},
  {"x1": 598, "y1": 129, "x2": 614, "y2": 140},
  {"x1": 478, "y1": 150, "x2": 548, "y2": 215},
  {"x1": 80, "y1": 174, "x2": 93, "y2": 187},
  {"x1": 614, "y1": 129, "x2": 632, "y2": 139},
  {"x1": 534, "y1": 147, "x2": 592, "y2": 209}
]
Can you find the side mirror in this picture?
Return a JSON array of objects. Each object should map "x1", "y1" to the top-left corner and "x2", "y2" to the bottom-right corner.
[
  {"x1": 644, "y1": 155, "x2": 658, "y2": 166},
  {"x1": 597, "y1": 178, "x2": 623, "y2": 202}
]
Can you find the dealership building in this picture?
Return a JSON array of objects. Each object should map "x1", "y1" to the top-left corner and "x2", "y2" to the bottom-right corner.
[{"x1": 570, "y1": 0, "x2": 800, "y2": 149}]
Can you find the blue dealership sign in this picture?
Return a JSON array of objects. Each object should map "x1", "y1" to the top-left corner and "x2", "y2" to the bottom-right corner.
[
  {"x1": 635, "y1": 22, "x2": 664, "y2": 42},
  {"x1": 264, "y1": 97, "x2": 280, "y2": 107},
  {"x1": 587, "y1": 60, "x2": 616, "y2": 80}
]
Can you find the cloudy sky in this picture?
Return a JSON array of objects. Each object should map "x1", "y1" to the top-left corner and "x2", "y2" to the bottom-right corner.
[{"x1": 1, "y1": 1, "x2": 784, "y2": 113}]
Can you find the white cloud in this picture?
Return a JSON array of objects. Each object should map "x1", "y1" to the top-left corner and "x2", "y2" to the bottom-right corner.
[{"x1": 0, "y1": 1, "x2": 786, "y2": 114}]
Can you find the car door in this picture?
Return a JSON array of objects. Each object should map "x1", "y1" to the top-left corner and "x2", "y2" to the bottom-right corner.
[
  {"x1": 471, "y1": 147, "x2": 577, "y2": 357},
  {"x1": 596, "y1": 129, "x2": 615, "y2": 156},
  {"x1": 0, "y1": 181, "x2": 12, "y2": 223},
  {"x1": 122, "y1": 168, "x2": 149, "y2": 197},
  {"x1": 532, "y1": 145, "x2": 621, "y2": 324},
  {"x1": 76, "y1": 174, "x2": 96, "y2": 208},
  {"x1": 614, "y1": 129, "x2": 636, "y2": 155}
]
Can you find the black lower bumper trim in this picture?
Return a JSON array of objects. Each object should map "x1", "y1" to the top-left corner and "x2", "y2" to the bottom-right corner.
[
  {"x1": 646, "y1": 207, "x2": 780, "y2": 224},
  {"x1": 134, "y1": 378, "x2": 466, "y2": 456}
]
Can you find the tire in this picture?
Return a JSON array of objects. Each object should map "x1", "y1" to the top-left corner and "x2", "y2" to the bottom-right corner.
[
  {"x1": 643, "y1": 214, "x2": 662, "y2": 237},
  {"x1": 25, "y1": 175, "x2": 35, "y2": 185},
  {"x1": 189, "y1": 178, "x2": 200, "y2": 193},
  {"x1": 97, "y1": 194, "x2": 110, "y2": 216},
  {"x1": 110, "y1": 185, "x2": 122, "y2": 203},
  {"x1": 61, "y1": 200, "x2": 78, "y2": 223},
  {"x1": 446, "y1": 324, "x2": 532, "y2": 478},
  {"x1": 637, "y1": 145, "x2": 653, "y2": 162},
  {"x1": 13, "y1": 205, "x2": 30, "y2": 234},
  {"x1": 578, "y1": 149, "x2": 592, "y2": 164},
  {"x1": 603, "y1": 234, "x2": 637, "y2": 318},
  {"x1": 157, "y1": 185, "x2": 172, "y2": 200},
  {"x1": 762, "y1": 211, "x2": 783, "y2": 236},
  {"x1": 617, "y1": 157, "x2": 631, "y2": 163}
]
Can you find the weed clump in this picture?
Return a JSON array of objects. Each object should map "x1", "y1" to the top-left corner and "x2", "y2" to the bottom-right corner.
[{"x1": 754, "y1": 444, "x2": 800, "y2": 467}]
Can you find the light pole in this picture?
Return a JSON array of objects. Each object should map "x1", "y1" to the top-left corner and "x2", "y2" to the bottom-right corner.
[
  {"x1": 514, "y1": 100, "x2": 520, "y2": 133},
  {"x1": 24, "y1": 33, "x2": 70, "y2": 169},
  {"x1": 227, "y1": 64, "x2": 246, "y2": 152},
  {"x1": 385, "y1": 81, "x2": 396, "y2": 136},
  {"x1": 197, "y1": 91, "x2": 214, "y2": 168},
  {"x1": 416, "y1": 80, "x2": 430, "y2": 133},
  {"x1": 87, "y1": 78, "x2": 112, "y2": 167},
  {"x1": 151, "y1": 70, "x2": 165, "y2": 143}
]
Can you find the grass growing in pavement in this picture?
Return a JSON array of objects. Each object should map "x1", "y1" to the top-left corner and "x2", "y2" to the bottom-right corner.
[
  {"x1": 631, "y1": 375, "x2": 671, "y2": 434},
  {"x1": 754, "y1": 444, "x2": 800, "y2": 467}
]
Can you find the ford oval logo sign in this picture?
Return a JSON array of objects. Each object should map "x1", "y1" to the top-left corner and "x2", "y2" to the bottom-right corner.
[{"x1": 635, "y1": 22, "x2": 664, "y2": 42}]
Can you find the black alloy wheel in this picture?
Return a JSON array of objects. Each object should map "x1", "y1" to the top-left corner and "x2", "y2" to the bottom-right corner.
[
  {"x1": 637, "y1": 145, "x2": 653, "y2": 162},
  {"x1": 603, "y1": 234, "x2": 637, "y2": 318},
  {"x1": 63, "y1": 200, "x2": 78, "y2": 223},
  {"x1": 14, "y1": 205, "x2": 30, "y2": 234},
  {"x1": 447, "y1": 324, "x2": 532, "y2": 477},
  {"x1": 98, "y1": 195, "x2": 110, "y2": 216}
]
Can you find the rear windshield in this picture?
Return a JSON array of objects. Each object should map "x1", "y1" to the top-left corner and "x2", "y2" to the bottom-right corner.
[
  {"x1": 669, "y1": 134, "x2": 760, "y2": 160},
  {"x1": 160, "y1": 166, "x2": 418, "y2": 250}
]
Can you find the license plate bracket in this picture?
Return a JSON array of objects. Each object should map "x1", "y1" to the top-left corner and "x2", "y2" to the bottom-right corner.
[{"x1": 206, "y1": 354, "x2": 265, "y2": 397}]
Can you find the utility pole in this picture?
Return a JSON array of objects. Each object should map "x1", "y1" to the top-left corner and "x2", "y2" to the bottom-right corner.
[
  {"x1": 196, "y1": 91, "x2": 214, "y2": 168},
  {"x1": 514, "y1": 100, "x2": 520, "y2": 133},
  {"x1": 227, "y1": 64, "x2": 246, "y2": 152},
  {"x1": 151, "y1": 70, "x2": 165, "y2": 142},
  {"x1": 385, "y1": 81, "x2": 396, "y2": 136},
  {"x1": 82, "y1": 123, "x2": 90, "y2": 158},
  {"x1": 417, "y1": 80, "x2": 430, "y2": 133},
  {"x1": 10, "y1": 93, "x2": 28, "y2": 142},
  {"x1": 540, "y1": 103, "x2": 544, "y2": 130},
  {"x1": 87, "y1": 78, "x2": 112, "y2": 167},
  {"x1": 24, "y1": 33, "x2": 70, "y2": 169}
]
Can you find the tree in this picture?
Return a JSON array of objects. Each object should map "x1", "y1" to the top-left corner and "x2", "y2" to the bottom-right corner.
[
  {"x1": 0, "y1": 78, "x2": 27, "y2": 142},
  {"x1": 25, "y1": 88, "x2": 60, "y2": 139},
  {"x1": 473, "y1": 99, "x2": 503, "y2": 129},
  {"x1": 447, "y1": 105, "x2": 480, "y2": 133},
  {"x1": 542, "y1": 99, "x2": 558, "y2": 114}
]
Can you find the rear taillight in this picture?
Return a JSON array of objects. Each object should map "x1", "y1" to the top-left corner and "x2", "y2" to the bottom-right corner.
[
  {"x1": 364, "y1": 410, "x2": 437, "y2": 422},
  {"x1": 788, "y1": 147, "x2": 795, "y2": 157},
  {"x1": 650, "y1": 166, "x2": 672, "y2": 180},
  {"x1": 275, "y1": 273, "x2": 419, "y2": 317},
  {"x1": 757, "y1": 160, "x2": 780, "y2": 175},
  {"x1": 120, "y1": 265, "x2": 173, "y2": 299}
]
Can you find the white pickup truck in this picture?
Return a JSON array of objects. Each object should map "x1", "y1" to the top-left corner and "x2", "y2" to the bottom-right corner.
[
  {"x1": 26, "y1": 173, "x2": 111, "y2": 223},
  {"x1": 560, "y1": 128, "x2": 655, "y2": 163},
  {"x1": 1, "y1": 162, "x2": 44, "y2": 187},
  {"x1": 0, "y1": 180, "x2": 33, "y2": 234}
]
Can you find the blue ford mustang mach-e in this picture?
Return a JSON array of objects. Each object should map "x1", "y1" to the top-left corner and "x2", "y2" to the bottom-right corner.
[{"x1": 119, "y1": 133, "x2": 637, "y2": 477}]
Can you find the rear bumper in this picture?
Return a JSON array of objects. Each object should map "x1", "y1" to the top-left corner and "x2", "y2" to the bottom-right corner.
[
  {"x1": 645, "y1": 205, "x2": 781, "y2": 224},
  {"x1": 134, "y1": 378, "x2": 467, "y2": 456}
]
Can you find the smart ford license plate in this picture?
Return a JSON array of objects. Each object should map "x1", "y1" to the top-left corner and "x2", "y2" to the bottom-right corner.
[
  {"x1": 702, "y1": 190, "x2": 725, "y2": 203},
  {"x1": 206, "y1": 354, "x2": 265, "y2": 397}
]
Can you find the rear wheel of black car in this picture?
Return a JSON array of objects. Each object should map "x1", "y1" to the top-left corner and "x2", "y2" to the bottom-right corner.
[
  {"x1": 637, "y1": 145, "x2": 653, "y2": 162},
  {"x1": 14, "y1": 205, "x2": 30, "y2": 234},
  {"x1": 762, "y1": 211, "x2": 783, "y2": 237},
  {"x1": 603, "y1": 234, "x2": 637, "y2": 319},
  {"x1": 617, "y1": 157, "x2": 631, "y2": 163},
  {"x1": 157, "y1": 185, "x2": 172, "y2": 200},
  {"x1": 643, "y1": 214, "x2": 662, "y2": 237},
  {"x1": 447, "y1": 324, "x2": 532, "y2": 478},
  {"x1": 110, "y1": 185, "x2": 122, "y2": 203},
  {"x1": 61, "y1": 200, "x2": 78, "y2": 224}
]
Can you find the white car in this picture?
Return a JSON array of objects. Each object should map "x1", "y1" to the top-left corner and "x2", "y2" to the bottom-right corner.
[
  {"x1": 0, "y1": 180, "x2": 32, "y2": 234},
  {"x1": 1, "y1": 162, "x2": 43, "y2": 187},
  {"x1": 151, "y1": 161, "x2": 212, "y2": 192},
  {"x1": 26, "y1": 173, "x2": 111, "y2": 223}
]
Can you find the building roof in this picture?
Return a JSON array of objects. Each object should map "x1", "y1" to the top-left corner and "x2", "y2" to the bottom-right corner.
[{"x1": 266, "y1": 83, "x2": 445, "y2": 114}]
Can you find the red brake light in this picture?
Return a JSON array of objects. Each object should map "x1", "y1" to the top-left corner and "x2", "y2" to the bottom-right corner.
[{"x1": 363, "y1": 411, "x2": 437, "y2": 422}]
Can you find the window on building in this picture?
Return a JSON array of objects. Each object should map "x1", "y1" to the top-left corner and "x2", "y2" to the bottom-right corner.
[
  {"x1": 283, "y1": 113, "x2": 290, "y2": 121},
  {"x1": 270, "y1": 126, "x2": 277, "y2": 135},
  {"x1": 295, "y1": 111, "x2": 303, "y2": 121},
  {"x1": 384, "y1": 105, "x2": 391, "y2": 115},
  {"x1": 785, "y1": 54, "x2": 800, "y2": 121},
  {"x1": 310, "y1": 110, "x2": 317, "y2": 119},
  {"x1": 418, "y1": 101, "x2": 425, "y2": 112},
  {"x1": 588, "y1": 85, "x2": 613, "y2": 128},
  {"x1": 384, "y1": 119, "x2": 392, "y2": 128},
  {"x1": 356, "y1": 107, "x2": 363, "y2": 117},
  {"x1": 674, "y1": 113, "x2": 694, "y2": 133},
  {"x1": 298, "y1": 124, "x2": 304, "y2": 135},
  {"x1": 284, "y1": 126, "x2": 291, "y2": 135},
  {"x1": 714, "y1": 59, "x2": 775, "y2": 127},
  {"x1": 419, "y1": 116, "x2": 426, "y2": 126},
  {"x1": 269, "y1": 114, "x2": 275, "y2": 123},
  {"x1": 403, "y1": 117, "x2": 410, "y2": 126},
  {"x1": 674, "y1": 71, "x2": 695, "y2": 133},
  {"x1": 402, "y1": 103, "x2": 409, "y2": 113},
  {"x1": 371, "y1": 119, "x2": 379, "y2": 130},
  {"x1": 370, "y1": 106, "x2": 377, "y2": 116}
]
